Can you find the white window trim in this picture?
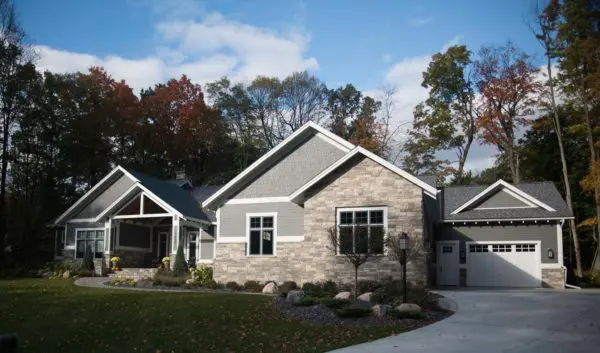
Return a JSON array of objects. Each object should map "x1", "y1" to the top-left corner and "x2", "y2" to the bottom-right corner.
[
  {"x1": 336, "y1": 207, "x2": 388, "y2": 256},
  {"x1": 186, "y1": 230, "x2": 199, "y2": 262},
  {"x1": 73, "y1": 228, "x2": 105, "y2": 259},
  {"x1": 225, "y1": 197, "x2": 290, "y2": 205},
  {"x1": 246, "y1": 212, "x2": 277, "y2": 257}
]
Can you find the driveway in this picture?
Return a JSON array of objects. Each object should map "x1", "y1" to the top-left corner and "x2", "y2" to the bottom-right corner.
[{"x1": 331, "y1": 289, "x2": 600, "y2": 353}]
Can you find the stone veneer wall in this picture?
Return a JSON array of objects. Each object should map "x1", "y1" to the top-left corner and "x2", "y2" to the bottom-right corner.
[
  {"x1": 542, "y1": 268, "x2": 565, "y2": 288},
  {"x1": 213, "y1": 156, "x2": 428, "y2": 285}
]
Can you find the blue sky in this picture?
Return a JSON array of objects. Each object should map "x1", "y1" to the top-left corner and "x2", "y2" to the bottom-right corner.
[{"x1": 18, "y1": 0, "x2": 545, "y2": 171}]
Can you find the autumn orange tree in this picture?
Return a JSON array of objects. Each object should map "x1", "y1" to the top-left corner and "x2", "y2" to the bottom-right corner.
[{"x1": 474, "y1": 42, "x2": 542, "y2": 184}]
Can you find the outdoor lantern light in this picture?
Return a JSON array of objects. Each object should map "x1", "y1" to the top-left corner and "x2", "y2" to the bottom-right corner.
[
  {"x1": 547, "y1": 248, "x2": 555, "y2": 259},
  {"x1": 399, "y1": 232, "x2": 409, "y2": 250}
]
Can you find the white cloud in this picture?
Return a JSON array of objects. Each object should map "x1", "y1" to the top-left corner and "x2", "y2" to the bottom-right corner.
[
  {"x1": 408, "y1": 16, "x2": 434, "y2": 27},
  {"x1": 34, "y1": 11, "x2": 317, "y2": 93},
  {"x1": 441, "y1": 35, "x2": 464, "y2": 52}
]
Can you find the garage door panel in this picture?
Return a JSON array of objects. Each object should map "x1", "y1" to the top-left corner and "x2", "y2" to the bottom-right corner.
[{"x1": 467, "y1": 243, "x2": 540, "y2": 287}]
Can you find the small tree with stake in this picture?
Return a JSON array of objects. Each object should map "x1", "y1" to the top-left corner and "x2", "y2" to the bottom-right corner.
[
  {"x1": 327, "y1": 227, "x2": 377, "y2": 300},
  {"x1": 82, "y1": 245, "x2": 95, "y2": 272},
  {"x1": 385, "y1": 231, "x2": 425, "y2": 302}
]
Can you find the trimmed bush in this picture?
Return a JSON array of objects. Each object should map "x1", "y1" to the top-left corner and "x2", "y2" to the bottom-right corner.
[
  {"x1": 372, "y1": 280, "x2": 404, "y2": 305},
  {"x1": 173, "y1": 244, "x2": 187, "y2": 276},
  {"x1": 279, "y1": 281, "x2": 298, "y2": 294},
  {"x1": 226, "y1": 281, "x2": 242, "y2": 291},
  {"x1": 357, "y1": 280, "x2": 383, "y2": 295},
  {"x1": 190, "y1": 265, "x2": 213, "y2": 286},
  {"x1": 302, "y1": 282, "x2": 321, "y2": 297},
  {"x1": 244, "y1": 280, "x2": 263, "y2": 292},
  {"x1": 322, "y1": 280, "x2": 338, "y2": 297},
  {"x1": 204, "y1": 279, "x2": 218, "y2": 289},
  {"x1": 293, "y1": 296, "x2": 319, "y2": 307},
  {"x1": 152, "y1": 274, "x2": 189, "y2": 287}
]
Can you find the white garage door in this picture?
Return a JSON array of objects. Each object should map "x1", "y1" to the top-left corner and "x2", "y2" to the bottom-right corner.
[{"x1": 467, "y1": 242, "x2": 541, "y2": 287}]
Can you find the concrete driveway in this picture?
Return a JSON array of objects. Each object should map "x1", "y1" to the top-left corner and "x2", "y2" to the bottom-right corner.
[{"x1": 331, "y1": 289, "x2": 600, "y2": 353}]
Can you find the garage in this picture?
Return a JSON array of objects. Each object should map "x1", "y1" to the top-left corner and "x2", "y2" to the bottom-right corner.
[{"x1": 466, "y1": 241, "x2": 541, "y2": 287}]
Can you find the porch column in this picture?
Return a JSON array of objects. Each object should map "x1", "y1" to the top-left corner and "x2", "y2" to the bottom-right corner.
[
  {"x1": 171, "y1": 215, "x2": 181, "y2": 268},
  {"x1": 104, "y1": 217, "x2": 112, "y2": 270}
]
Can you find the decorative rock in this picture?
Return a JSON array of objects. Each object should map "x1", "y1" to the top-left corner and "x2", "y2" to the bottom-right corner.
[
  {"x1": 357, "y1": 292, "x2": 373, "y2": 303},
  {"x1": 334, "y1": 291, "x2": 353, "y2": 301},
  {"x1": 262, "y1": 282, "x2": 278, "y2": 294},
  {"x1": 62, "y1": 270, "x2": 71, "y2": 279},
  {"x1": 372, "y1": 304, "x2": 392, "y2": 317},
  {"x1": 136, "y1": 279, "x2": 154, "y2": 288},
  {"x1": 286, "y1": 290, "x2": 305, "y2": 303},
  {"x1": 395, "y1": 303, "x2": 422, "y2": 317},
  {"x1": 185, "y1": 279, "x2": 196, "y2": 285}
]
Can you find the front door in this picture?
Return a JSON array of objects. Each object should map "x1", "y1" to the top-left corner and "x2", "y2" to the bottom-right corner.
[
  {"x1": 158, "y1": 232, "x2": 169, "y2": 259},
  {"x1": 437, "y1": 241, "x2": 459, "y2": 286}
]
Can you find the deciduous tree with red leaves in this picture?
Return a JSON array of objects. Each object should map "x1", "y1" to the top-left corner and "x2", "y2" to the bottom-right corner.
[{"x1": 474, "y1": 42, "x2": 542, "y2": 184}]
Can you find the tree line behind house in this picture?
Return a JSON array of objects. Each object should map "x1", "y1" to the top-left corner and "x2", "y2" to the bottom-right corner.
[{"x1": 0, "y1": 0, "x2": 599, "y2": 282}]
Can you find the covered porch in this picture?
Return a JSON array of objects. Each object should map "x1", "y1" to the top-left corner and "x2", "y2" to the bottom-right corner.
[{"x1": 102, "y1": 190, "x2": 215, "y2": 269}]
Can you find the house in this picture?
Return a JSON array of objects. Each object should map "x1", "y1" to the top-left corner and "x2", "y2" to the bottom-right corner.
[{"x1": 53, "y1": 122, "x2": 571, "y2": 288}]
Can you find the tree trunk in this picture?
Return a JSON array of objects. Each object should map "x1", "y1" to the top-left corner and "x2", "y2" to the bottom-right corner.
[
  {"x1": 581, "y1": 86, "x2": 598, "y2": 277},
  {"x1": 354, "y1": 265, "x2": 358, "y2": 300},
  {"x1": 545, "y1": 56, "x2": 582, "y2": 278},
  {"x1": 506, "y1": 145, "x2": 518, "y2": 183},
  {"x1": 456, "y1": 133, "x2": 474, "y2": 183}
]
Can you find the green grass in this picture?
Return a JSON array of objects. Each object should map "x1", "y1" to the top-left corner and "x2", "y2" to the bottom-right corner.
[{"x1": 0, "y1": 279, "x2": 403, "y2": 353}]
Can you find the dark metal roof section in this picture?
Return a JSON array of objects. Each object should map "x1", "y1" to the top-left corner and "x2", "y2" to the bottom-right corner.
[{"x1": 442, "y1": 181, "x2": 573, "y2": 221}]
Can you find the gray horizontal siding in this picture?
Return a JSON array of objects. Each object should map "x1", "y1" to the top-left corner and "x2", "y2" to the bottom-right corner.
[
  {"x1": 437, "y1": 224, "x2": 559, "y2": 264},
  {"x1": 219, "y1": 202, "x2": 303, "y2": 238},
  {"x1": 75, "y1": 174, "x2": 136, "y2": 219},
  {"x1": 474, "y1": 190, "x2": 530, "y2": 209},
  {"x1": 200, "y1": 240, "x2": 214, "y2": 259},
  {"x1": 234, "y1": 134, "x2": 346, "y2": 198}
]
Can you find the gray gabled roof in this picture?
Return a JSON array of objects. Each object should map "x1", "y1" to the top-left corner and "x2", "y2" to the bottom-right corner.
[
  {"x1": 191, "y1": 186, "x2": 223, "y2": 222},
  {"x1": 125, "y1": 169, "x2": 212, "y2": 223},
  {"x1": 442, "y1": 181, "x2": 572, "y2": 221},
  {"x1": 417, "y1": 175, "x2": 437, "y2": 188}
]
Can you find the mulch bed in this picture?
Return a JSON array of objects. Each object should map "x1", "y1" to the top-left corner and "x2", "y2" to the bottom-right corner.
[{"x1": 273, "y1": 297, "x2": 453, "y2": 328}]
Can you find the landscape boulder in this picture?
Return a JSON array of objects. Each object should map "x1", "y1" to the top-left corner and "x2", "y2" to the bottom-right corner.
[
  {"x1": 357, "y1": 292, "x2": 373, "y2": 303},
  {"x1": 262, "y1": 282, "x2": 278, "y2": 294},
  {"x1": 185, "y1": 279, "x2": 196, "y2": 285},
  {"x1": 395, "y1": 303, "x2": 423, "y2": 317},
  {"x1": 372, "y1": 304, "x2": 392, "y2": 318},
  {"x1": 286, "y1": 290, "x2": 305, "y2": 303},
  {"x1": 62, "y1": 270, "x2": 71, "y2": 279},
  {"x1": 334, "y1": 291, "x2": 353, "y2": 301}
]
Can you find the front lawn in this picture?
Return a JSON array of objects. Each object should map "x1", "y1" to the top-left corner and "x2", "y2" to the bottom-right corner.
[{"x1": 0, "y1": 279, "x2": 404, "y2": 353}]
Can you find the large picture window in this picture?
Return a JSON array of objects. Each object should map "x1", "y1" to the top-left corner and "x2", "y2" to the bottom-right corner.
[
  {"x1": 247, "y1": 214, "x2": 276, "y2": 256},
  {"x1": 75, "y1": 229, "x2": 104, "y2": 259},
  {"x1": 337, "y1": 207, "x2": 386, "y2": 255}
]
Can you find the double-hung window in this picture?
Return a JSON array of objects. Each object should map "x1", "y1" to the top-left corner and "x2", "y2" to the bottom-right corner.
[
  {"x1": 247, "y1": 213, "x2": 276, "y2": 256},
  {"x1": 75, "y1": 229, "x2": 104, "y2": 259},
  {"x1": 337, "y1": 207, "x2": 386, "y2": 255}
]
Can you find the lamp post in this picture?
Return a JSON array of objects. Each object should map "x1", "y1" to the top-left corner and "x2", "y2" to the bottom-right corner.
[{"x1": 399, "y1": 232, "x2": 409, "y2": 303}]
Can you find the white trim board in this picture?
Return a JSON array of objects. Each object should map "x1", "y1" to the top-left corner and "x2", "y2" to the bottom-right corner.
[
  {"x1": 451, "y1": 180, "x2": 556, "y2": 215},
  {"x1": 277, "y1": 236, "x2": 304, "y2": 242},
  {"x1": 289, "y1": 146, "x2": 437, "y2": 202},
  {"x1": 245, "y1": 212, "x2": 277, "y2": 256},
  {"x1": 444, "y1": 217, "x2": 572, "y2": 223},
  {"x1": 225, "y1": 197, "x2": 290, "y2": 205},
  {"x1": 216, "y1": 236, "x2": 246, "y2": 243},
  {"x1": 202, "y1": 122, "x2": 354, "y2": 209}
]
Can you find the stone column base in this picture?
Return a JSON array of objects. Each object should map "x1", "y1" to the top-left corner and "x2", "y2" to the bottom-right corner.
[{"x1": 542, "y1": 268, "x2": 564, "y2": 288}]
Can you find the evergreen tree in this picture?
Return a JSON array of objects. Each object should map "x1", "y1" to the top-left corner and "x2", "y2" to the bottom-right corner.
[
  {"x1": 82, "y1": 245, "x2": 95, "y2": 272},
  {"x1": 173, "y1": 244, "x2": 186, "y2": 276}
]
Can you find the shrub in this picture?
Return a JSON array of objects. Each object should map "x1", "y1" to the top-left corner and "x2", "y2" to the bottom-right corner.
[
  {"x1": 190, "y1": 264, "x2": 213, "y2": 286},
  {"x1": 357, "y1": 280, "x2": 383, "y2": 294},
  {"x1": 173, "y1": 244, "x2": 187, "y2": 276},
  {"x1": 337, "y1": 282, "x2": 353, "y2": 293},
  {"x1": 279, "y1": 281, "x2": 298, "y2": 294},
  {"x1": 293, "y1": 296, "x2": 320, "y2": 306},
  {"x1": 153, "y1": 274, "x2": 189, "y2": 287},
  {"x1": 244, "y1": 280, "x2": 263, "y2": 292},
  {"x1": 82, "y1": 245, "x2": 95, "y2": 271},
  {"x1": 389, "y1": 309, "x2": 422, "y2": 320},
  {"x1": 205, "y1": 279, "x2": 218, "y2": 289},
  {"x1": 111, "y1": 278, "x2": 136, "y2": 287},
  {"x1": 226, "y1": 281, "x2": 242, "y2": 291},
  {"x1": 320, "y1": 298, "x2": 350, "y2": 310},
  {"x1": 322, "y1": 280, "x2": 338, "y2": 297},
  {"x1": 334, "y1": 307, "x2": 372, "y2": 318},
  {"x1": 372, "y1": 280, "x2": 404, "y2": 305},
  {"x1": 302, "y1": 282, "x2": 322, "y2": 297}
]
